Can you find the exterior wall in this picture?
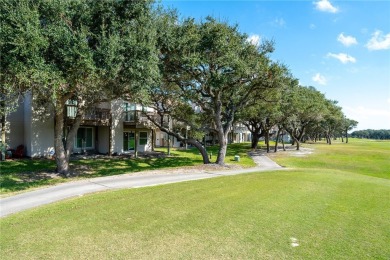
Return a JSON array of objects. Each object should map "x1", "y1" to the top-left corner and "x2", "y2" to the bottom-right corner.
[
  {"x1": 6, "y1": 94, "x2": 54, "y2": 157},
  {"x1": 24, "y1": 94, "x2": 55, "y2": 157},
  {"x1": 5, "y1": 98, "x2": 25, "y2": 150},
  {"x1": 23, "y1": 95, "x2": 32, "y2": 156},
  {"x1": 154, "y1": 129, "x2": 181, "y2": 148},
  {"x1": 97, "y1": 126, "x2": 110, "y2": 154}
]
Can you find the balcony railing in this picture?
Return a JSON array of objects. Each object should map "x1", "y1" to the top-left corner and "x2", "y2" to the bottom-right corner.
[
  {"x1": 123, "y1": 111, "x2": 156, "y2": 128},
  {"x1": 66, "y1": 105, "x2": 111, "y2": 122}
]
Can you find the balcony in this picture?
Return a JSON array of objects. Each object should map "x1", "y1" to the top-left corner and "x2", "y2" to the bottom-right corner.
[
  {"x1": 66, "y1": 105, "x2": 111, "y2": 126},
  {"x1": 123, "y1": 111, "x2": 155, "y2": 128}
]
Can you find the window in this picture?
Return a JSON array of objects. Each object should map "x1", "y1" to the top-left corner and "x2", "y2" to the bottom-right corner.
[
  {"x1": 76, "y1": 127, "x2": 93, "y2": 149},
  {"x1": 124, "y1": 102, "x2": 136, "y2": 121},
  {"x1": 139, "y1": 132, "x2": 148, "y2": 145}
]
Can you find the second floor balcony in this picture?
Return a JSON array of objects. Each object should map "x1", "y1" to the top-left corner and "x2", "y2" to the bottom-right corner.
[
  {"x1": 123, "y1": 111, "x2": 155, "y2": 128},
  {"x1": 66, "y1": 104, "x2": 111, "y2": 126}
]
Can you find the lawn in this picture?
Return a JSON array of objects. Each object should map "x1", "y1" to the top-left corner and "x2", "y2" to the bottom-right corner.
[
  {"x1": 0, "y1": 143, "x2": 255, "y2": 195},
  {"x1": 1, "y1": 139, "x2": 389, "y2": 259}
]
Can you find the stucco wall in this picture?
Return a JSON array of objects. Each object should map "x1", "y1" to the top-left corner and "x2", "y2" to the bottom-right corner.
[
  {"x1": 6, "y1": 97, "x2": 25, "y2": 150},
  {"x1": 98, "y1": 126, "x2": 109, "y2": 154},
  {"x1": 25, "y1": 94, "x2": 54, "y2": 157}
]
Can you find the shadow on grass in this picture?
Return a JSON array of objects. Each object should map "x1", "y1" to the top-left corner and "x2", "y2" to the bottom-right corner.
[
  {"x1": 0, "y1": 144, "x2": 254, "y2": 194},
  {"x1": 0, "y1": 175, "x2": 65, "y2": 193},
  {"x1": 74, "y1": 156, "x2": 203, "y2": 178}
]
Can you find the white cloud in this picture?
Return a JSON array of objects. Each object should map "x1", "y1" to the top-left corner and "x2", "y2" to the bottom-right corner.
[
  {"x1": 314, "y1": 0, "x2": 339, "y2": 13},
  {"x1": 327, "y1": 52, "x2": 356, "y2": 64},
  {"x1": 337, "y1": 33, "x2": 358, "y2": 47},
  {"x1": 312, "y1": 73, "x2": 327, "y2": 85},
  {"x1": 247, "y1": 34, "x2": 261, "y2": 46},
  {"x1": 366, "y1": 30, "x2": 390, "y2": 50},
  {"x1": 272, "y1": 18, "x2": 286, "y2": 27},
  {"x1": 344, "y1": 105, "x2": 390, "y2": 129}
]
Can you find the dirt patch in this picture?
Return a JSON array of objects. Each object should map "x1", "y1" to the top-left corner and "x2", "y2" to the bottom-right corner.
[
  {"x1": 127, "y1": 163, "x2": 244, "y2": 176},
  {"x1": 13, "y1": 162, "x2": 243, "y2": 183},
  {"x1": 15, "y1": 171, "x2": 62, "y2": 183}
]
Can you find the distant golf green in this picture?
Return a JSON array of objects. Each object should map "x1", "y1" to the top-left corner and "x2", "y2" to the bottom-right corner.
[{"x1": 1, "y1": 139, "x2": 389, "y2": 259}]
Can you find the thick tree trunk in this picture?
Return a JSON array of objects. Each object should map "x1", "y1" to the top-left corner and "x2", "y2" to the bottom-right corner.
[
  {"x1": 145, "y1": 114, "x2": 210, "y2": 164},
  {"x1": 54, "y1": 105, "x2": 70, "y2": 175},
  {"x1": 251, "y1": 133, "x2": 260, "y2": 149},
  {"x1": 216, "y1": 132, "x2": 228, "y2": 165},
  {"x1": 54, "y1": 98, "x2": 84, "y2": 176},
  {"x1": 187, "y1": 139, "x2": 210, "y2": 164}
]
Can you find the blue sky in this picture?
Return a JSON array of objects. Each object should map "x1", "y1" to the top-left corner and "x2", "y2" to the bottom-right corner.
[{"x1": 162, "y1": 0, "x2": 390, "y2": 130}]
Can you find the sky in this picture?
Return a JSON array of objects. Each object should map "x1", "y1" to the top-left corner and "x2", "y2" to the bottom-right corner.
[{"x1": 161, "y1": 0, "x2": 390, "y2": 130}]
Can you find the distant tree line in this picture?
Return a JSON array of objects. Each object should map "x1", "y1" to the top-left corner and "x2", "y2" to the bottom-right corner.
[{"x1": 351, "y1": 129, "x2": 390, "y2": 140}]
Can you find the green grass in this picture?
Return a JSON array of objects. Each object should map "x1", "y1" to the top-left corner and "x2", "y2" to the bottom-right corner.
[
  {"x1": 0, "y1": 143, "x2": 254, "y2": 195},
  {"x1": 1, "y1": 139, "x2": 389, "y2": 259},
  {"x1": 268, "y1": 139, "x2": 390, "y2": 179}
]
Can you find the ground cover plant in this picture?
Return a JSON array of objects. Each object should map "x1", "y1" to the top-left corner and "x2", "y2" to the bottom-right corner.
[
  {"x1": 1, "y1": 139, "x2": 389, "y2": 259},
  {"x1": 0, "y1": 143, "x2": 254, "y2": 195}
]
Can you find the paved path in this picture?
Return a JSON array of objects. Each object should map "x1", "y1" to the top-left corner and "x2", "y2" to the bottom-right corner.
[{"x1": 0, "y1": 153, "x2": 283, "y2": 218}]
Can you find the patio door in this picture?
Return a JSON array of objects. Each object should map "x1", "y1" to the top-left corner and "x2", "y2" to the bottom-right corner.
[{"x1": 123, "y1": 131, "x2": 135, "y2": 151}]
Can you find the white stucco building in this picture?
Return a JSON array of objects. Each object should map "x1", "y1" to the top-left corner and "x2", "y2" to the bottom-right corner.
[{"x1": 2, "y1": 94, "x2": 155, "y2": 157}]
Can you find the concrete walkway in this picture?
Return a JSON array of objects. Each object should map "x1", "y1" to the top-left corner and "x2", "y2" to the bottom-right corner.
[{"x1": 0, "y1": 153, "x2": 283, "y2": 218}]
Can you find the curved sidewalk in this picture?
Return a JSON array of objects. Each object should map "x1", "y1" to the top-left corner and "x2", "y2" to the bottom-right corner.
[{"x1": 0, "y1": 154, "x2": 283, "y2": 218}]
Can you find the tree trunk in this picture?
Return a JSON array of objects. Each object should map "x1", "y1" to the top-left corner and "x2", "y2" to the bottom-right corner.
[
  {"x1": 274, "y1": 128, "x2": 281, "y2": 153},
  {"x1": 251, "y1": 133, "x2": 260, "y2": 149},
  {"x1": 54, "y1": 98, "x2": 84, "y2": 176},
  {"x1": 216, "y1": 132, "x2": 228, "y2": 165},
  {"x1": 1, "y1": 114, "x2": 5, "y2": 145},
  {"x1": 145, "y1": 114, "x2": 210, "y2": 164},
  {"x1": 265, "y1": 129, "x2": 270, "y2": 153},
  {"x1": 281, "y1": 132, "x2": 286, "y2": 151},
  {"x1": 0, "y1": 90, "x2": 5, "y2": 144},
  {"x1": 187, "y1": 139, "x2": 210, "y2": 164},
  {"x1": 54, "y1": 105, "x2": 70, "y2": 175},
  {"x1": 295, "y1": 138, "x2": 300, "y2": 150}
]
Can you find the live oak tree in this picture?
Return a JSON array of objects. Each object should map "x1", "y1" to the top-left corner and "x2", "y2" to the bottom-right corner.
[
  {"x1": 156, "y1": 17, "x2": 277, "y2": 165},
  {"x1": 341, "y1": 117, "x2": 358, "y2": 143},
  {"x1": 1, "y1": 0, "x2": 157, "y2": 175},
  {"x1": 281, "y1": 86, "x2": 328, "y2": 150},
  {"x1": 238, "y1": 64, "x2": 296, "y2": 151}
]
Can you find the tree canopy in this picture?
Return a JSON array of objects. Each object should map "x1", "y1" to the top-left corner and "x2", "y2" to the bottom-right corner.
[
  {"x1": 1, "y1": 0, "x2": 158, "y2": 174},
  {"x1": 2, "y1": 1, "x2": 359, "y2": 171}
]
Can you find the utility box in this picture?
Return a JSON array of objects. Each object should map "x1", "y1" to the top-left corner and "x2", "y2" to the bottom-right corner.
[{"x1": 234, "y1": 155, "x2": 240, "y2": 161}]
